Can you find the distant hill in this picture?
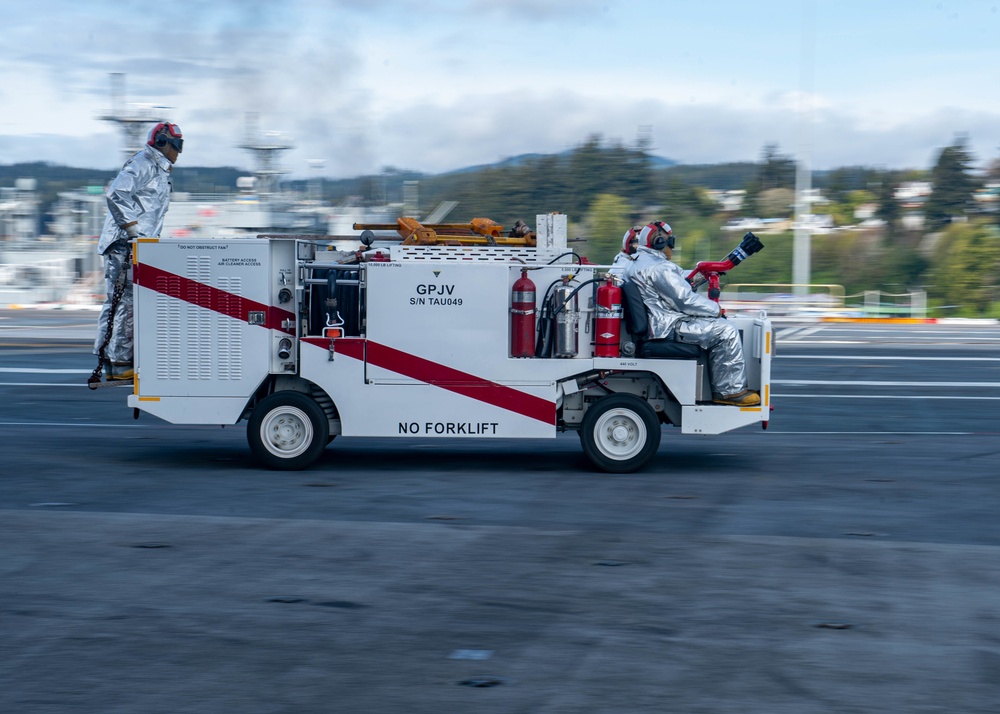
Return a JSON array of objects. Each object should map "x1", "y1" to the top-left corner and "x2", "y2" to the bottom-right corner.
[{"x1": 443, "y1": 151, "x2": 676, "y2": 176}]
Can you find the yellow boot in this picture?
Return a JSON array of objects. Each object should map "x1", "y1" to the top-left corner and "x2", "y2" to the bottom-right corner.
[
  {"x1": 712, "y1": 389, "x2": 760, "y2": 406},
  {"x1": 108, "y1": 363, "x2": 134, "y2": 381}
]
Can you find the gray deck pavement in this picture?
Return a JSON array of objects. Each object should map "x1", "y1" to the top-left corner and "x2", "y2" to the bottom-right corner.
[{"x1": 3, "y1": 509, "x2": 997, "y2": 713}]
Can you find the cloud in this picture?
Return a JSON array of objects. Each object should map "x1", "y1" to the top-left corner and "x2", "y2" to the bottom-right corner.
[
  {"x1": 3, "y1": 1, "x2": 999, "y2": 179},
  {"x1": 6, "y1": 88, "x2": 1000, "y2": 179}
]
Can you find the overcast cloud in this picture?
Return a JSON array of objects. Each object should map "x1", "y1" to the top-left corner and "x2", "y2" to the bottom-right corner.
[{"x1": 1, "y1": 0, "x2": 998, "y2": 178}]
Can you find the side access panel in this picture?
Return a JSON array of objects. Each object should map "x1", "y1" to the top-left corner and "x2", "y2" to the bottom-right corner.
[
  {"x1": 129, "y1": 238, "x2": 295, "y2": 423},
  {"x1": 300, "y1": 337, "x2": 559, "y2": 439}
]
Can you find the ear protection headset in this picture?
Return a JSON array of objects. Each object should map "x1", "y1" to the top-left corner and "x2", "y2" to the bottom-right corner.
[{"x1": 638, "y1": 221, "x2": 674, "y2": 251}]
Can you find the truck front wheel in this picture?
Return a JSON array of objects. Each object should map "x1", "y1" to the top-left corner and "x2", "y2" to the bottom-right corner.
[
  {"x1": 248, "y1": 392, "x2": 329, "y2": 470},
  {"x1": 580, "y1": 394, "x2": 661, "y2": 473}
]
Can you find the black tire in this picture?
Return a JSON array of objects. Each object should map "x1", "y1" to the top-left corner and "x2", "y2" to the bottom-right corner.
[
  {"x1": 580, "y1": 394, "x2": 661, "y2": 473},
  {"x1": 247, "y1": 391, "x2": 329, "y2": 470}
]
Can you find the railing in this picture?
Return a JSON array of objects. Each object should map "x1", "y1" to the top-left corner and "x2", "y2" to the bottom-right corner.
[
  {"x1": 722, "y1": 283, "x2": 929, "y2": 318},
  {"x1": 721, "y1": 284, "x2": 846, "y2": 315},
  {"x1": 850, "y1": 290, "x2": 927, "y2": 318}
]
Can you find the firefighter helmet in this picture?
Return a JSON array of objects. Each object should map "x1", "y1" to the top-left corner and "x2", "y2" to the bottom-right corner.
[
  {"x1": 148, "y1": 122, "x2": 184, "y2": 153},
  {"x1": 638, "y1": 220, "x2": 674, "y2": 251},
  {"x1": 621, "y1": 227, "x2": 640, "y2": 255}
]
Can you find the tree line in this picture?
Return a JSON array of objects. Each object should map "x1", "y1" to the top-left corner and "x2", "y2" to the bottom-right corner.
[{"x1": 3, "y1": 133, "x2": 998, "y2": 315}]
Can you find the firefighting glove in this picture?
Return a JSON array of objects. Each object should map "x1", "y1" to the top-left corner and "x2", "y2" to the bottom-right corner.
[{"x1": 123, "y1": 223, "x2": 139, "y2": 239}]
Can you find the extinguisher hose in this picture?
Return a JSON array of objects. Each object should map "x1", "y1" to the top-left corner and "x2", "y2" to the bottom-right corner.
[
  {"x1": 534, "y1": 285, "x2": 558, "y2": 358},
  {"x1": 535, "y1": 277, "x2": 604, "y2": 357}
]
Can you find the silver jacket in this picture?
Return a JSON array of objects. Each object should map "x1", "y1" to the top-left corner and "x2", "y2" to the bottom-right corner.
[
  {"x1": 622, "y1": 246, "x2": 748, "y2": 395},
  {"x1": 98, "y1": 145, "x2": 173, "y2": 254},
  {"x1": 608, "y1": 251, "x2": 633, "y2": 276},
  {"x1": 623, "y1": 247, "x2": 720, "y2": 340}
]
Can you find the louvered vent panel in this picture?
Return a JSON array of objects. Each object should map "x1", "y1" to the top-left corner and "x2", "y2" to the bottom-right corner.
[
  {"x1": 155, "y1": 275, "x2": 182, "y2": 380},
  {"x1": 216, "y1": 276, "x2": 243, "y2": 380},
  {"x1": 186, "y1": 256, "x2": 213, "y2": 380}
]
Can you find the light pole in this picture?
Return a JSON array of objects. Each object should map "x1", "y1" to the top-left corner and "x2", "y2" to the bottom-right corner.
[{"x1": 793, "y1": 0, "x2": 816, "y2": 297}]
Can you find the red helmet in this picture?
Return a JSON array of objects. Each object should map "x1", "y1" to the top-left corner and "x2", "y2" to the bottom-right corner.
[
  {"x1": 638, "y1": 220, "x2": 674, "y2": 250},
  {"x1": 621, "y1": 226, "x2": 640, "y2": 255},
  {"x1": 147, "y1": 122, "x2": 183, "y2": 153}
]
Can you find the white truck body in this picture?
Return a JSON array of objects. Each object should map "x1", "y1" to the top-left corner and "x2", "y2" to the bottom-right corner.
[{"x1": 126, "y1": 220, "x2": 772, "y2": 471}]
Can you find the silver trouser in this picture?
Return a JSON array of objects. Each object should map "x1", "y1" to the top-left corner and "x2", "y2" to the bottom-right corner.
[
  {"x1": 673, "y1": 317, "x2": 747, "y2": 396},
  {"x1": 93, "y1": 240, "x2": 133, "y2": 364}
]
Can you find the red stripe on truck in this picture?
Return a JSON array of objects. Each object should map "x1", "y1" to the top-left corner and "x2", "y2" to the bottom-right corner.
[
  {"x1": 333, "y1": 338, "x2": 555, "y2": 425},
  {"x1": 134, "y1": 262, "x2": 295, "y2": 333}
]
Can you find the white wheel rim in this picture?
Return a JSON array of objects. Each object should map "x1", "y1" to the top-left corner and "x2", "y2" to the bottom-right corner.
[
  {"x1": 592, "y1": 408, "x2": 647, "y2": 461},
  {"x1": 260, "y1": 406, "x2": 314, "y2": 459}
]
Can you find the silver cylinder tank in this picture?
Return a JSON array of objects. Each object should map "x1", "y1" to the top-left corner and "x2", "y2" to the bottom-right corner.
[{"x1": 553, "y1": 283, "x2": 578, "y2": 357}]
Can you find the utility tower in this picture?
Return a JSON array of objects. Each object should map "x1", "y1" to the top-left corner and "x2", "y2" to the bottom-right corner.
[
  {"x1": 98, "y1": 73, "x2": 166, "y2": 162},
  {"x1": 238, "y1": 113, "x2": 293, "y2": 196}
]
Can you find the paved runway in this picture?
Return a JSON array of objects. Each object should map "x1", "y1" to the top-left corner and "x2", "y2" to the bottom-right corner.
[{"x1": 2, "y1": 308, "x2": 999, "y2": 712}]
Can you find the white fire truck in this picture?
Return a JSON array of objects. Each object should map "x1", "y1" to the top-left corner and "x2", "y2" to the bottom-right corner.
[{"x1": 122, "y1": 214, "x2": 772, "y2": 472}]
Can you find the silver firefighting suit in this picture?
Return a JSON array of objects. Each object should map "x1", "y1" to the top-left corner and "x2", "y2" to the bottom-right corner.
[
  {"x1": 623, "y1": 246, "x2": 749, "y2": 396},
  {"x1": 609, "y1": 250, "x2": 634, "y2": 276},
  {"x1": 94, "y1": 145, "x2": 173, "y2": 363}
]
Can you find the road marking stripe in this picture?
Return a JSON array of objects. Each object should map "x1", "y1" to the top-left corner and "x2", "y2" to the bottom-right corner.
[
  {"x1": 775, "y1": 380, "x2": 1000, "y2": 387},
  {"x1": 777, "y1": 325, "x2": 826, "y2": 341},
  {"x1": 0, "y1": 421, "x2": 150, "y2": 427},
  {"x1": 0, "y1": 367, "x2": 93, "y2": 374},
  {"x1": 0, "y1": 382, "x2": 97, "y2": 387},
  {"x1": 776, "y1": 355, "x2": 1000, "y2": 361},
  {"x1": 764, "y1": 431, "x2": 984, "y2": 434},
  {"x1": 773, "y1": 393, "x2": 1000, "y2": 400}
]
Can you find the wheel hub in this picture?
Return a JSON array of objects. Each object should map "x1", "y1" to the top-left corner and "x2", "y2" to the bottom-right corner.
[
  {"x1": 260, "y1": 407, "x2": 314, "y2": 458},
  {"x1": 610, "y1": 424, "x2": 631, "y2": 444},
  {"x1": 271, "y1": 415, "x2": 303, "y2": 447}
]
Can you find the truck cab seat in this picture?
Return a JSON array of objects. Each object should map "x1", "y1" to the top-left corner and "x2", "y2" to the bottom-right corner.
[{"x1": 620, "y1": 279, "x2": 705, "y2": 360}]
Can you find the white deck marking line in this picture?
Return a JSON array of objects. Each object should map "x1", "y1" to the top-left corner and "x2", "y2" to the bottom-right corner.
[
  {"x1": 773, "y1": 394, "x2": 1000, "y2": 400},
  {"x1": 0, "y1": 367, "x2": 93, "y2": 374},
  {"x1": 776, "y1": 355, "x2": 1000, "y2": 361},
  {"x1": 775, "y1": 380, "x2": 1000, "y2": 387},
  {"x1": 777, "y1": 325, "x2": 826, "y2": 342}
]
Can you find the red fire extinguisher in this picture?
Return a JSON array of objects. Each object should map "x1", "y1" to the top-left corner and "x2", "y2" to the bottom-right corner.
[
  {"x1": 510, "y1": 268, "x2": 536, "y2": 358},
  {"x1": 594, "y1": 274, "x2": 622, "y2": 358}
]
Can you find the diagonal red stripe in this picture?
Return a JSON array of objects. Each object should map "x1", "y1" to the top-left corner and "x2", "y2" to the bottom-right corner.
[
  {"x1": 354, "y1": 340, "x2": 555, "y2": 425},
  {"x1": 134, "y1": 262, "x2": 295, "y2": 332}
]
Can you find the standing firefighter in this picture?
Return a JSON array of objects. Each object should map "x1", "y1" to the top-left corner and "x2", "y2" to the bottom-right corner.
[
  {"x1": 92, "y1": 122, "x2": 182, "y2": 381},
  {"x1": 624, "y1": 220, "x2": 761, "y2": 407}
]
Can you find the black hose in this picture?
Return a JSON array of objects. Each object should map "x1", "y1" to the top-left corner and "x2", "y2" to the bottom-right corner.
[
  {"x1": 546, "y1": 251, "x2": 582, "y2": 265},
  {"x1": 550, "y1": 277, "x2": 605, "y2": 317}
]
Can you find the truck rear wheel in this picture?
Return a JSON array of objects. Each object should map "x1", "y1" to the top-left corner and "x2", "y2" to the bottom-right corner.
[
  {"x1": 248, "y1": 392, "x2": 329, "y2": 470},
  {"x1": 580, "y1": 394, "x2": 660, "y2": 473}
]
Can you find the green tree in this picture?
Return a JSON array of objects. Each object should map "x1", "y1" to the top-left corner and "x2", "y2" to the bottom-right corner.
[
  {"x1": 659, "y1": 176, "x2": 718, "y2": 218},
  {"x1": 875, "y1": 178, "x2": 900, "y2": 232},
  {"x1": 924, "y1": 137, "x2": 978, "y2": 230},
  {"x1": 757, "y1": 187, "x2": 795, "y2": 217},
  {"x1": 758, "y1": 143, "x2": 797, "y2": 190},
  {"x1": 927, "y1": 221, "x2": 1000, "y2": 315},
  {"x1": 583, "y1": 193, "x2": 634, "y2": 264},
  {"x1": 744, "y1": 143, "x2": 796, "y2": 216}
]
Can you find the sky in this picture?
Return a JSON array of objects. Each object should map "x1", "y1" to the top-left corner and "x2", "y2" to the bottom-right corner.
[{"x1": 1, "y1": 0, "x2": 999, "y2": 180}]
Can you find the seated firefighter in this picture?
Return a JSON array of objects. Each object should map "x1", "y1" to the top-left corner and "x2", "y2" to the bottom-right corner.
[
  {"x1": 610, "y1": 226, "x2": 641, "y2": 274},
  {"x1": 622, "y1": 221, "x2": 761, "y2": 407}
]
